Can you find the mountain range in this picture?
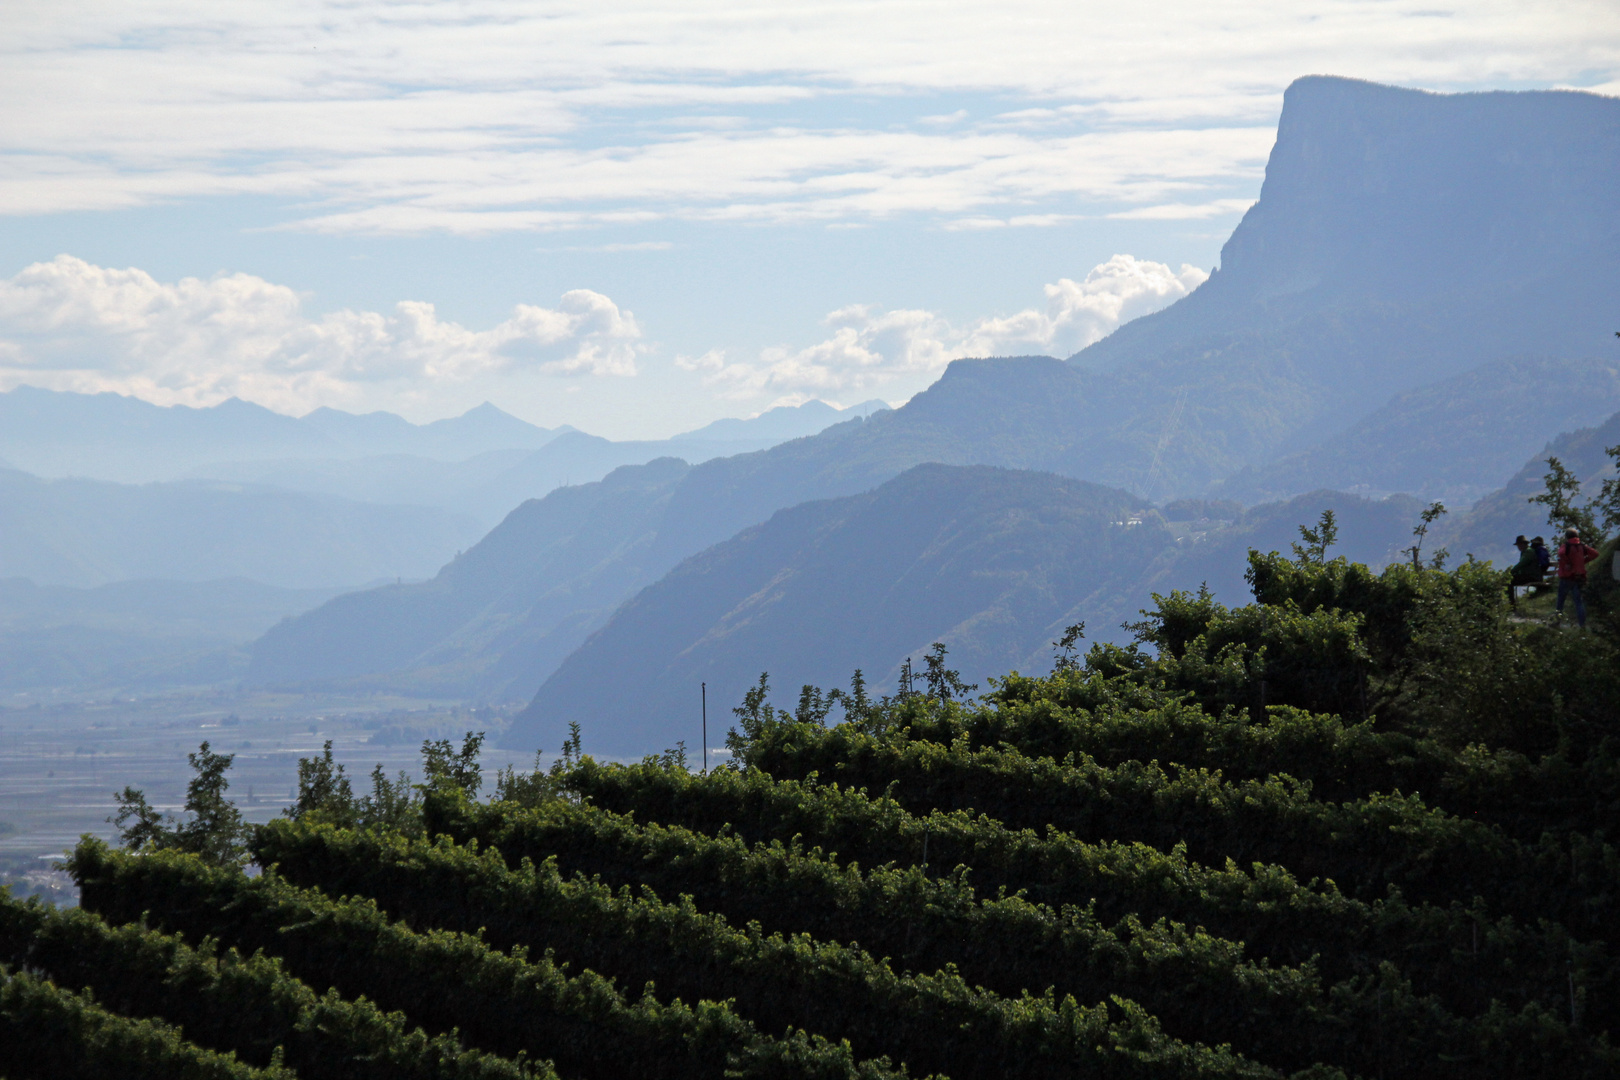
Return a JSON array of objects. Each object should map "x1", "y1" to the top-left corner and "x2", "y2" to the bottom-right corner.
[
  {"x1": 0, "y1": 390, "x2": 568, "y2": 483},
  {"x1": 6, "y1": 75, "x2": 1618, "y2": 742},
  {"x1": 0, "y1": 387, "x2": 887, "y2": 527},
  {"x1": 0, "y1": 397, "x2": 886, "y2": 692},
  {"x1": 245, "y1": 371, "x2": 1076, "y2": 702},
  {"x1": 245, "y1": 75, "x2": 1620, "y2": 750}
]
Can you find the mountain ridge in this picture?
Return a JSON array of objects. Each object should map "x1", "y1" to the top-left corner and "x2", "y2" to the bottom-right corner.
[
  {"x1": 506, "y1": 465, "x2": 1428, "y2": 757},
  {"x1": 0, "y1": 388, "x2": 568, "y2": 483},
  {"x1": 247, "y1": 75, "x2": 1620, "y2": 711}
]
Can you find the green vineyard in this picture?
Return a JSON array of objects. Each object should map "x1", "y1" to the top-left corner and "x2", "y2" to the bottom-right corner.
[{"x1": 6, "y1": 546, "x2": 1620, "y2": 1078}]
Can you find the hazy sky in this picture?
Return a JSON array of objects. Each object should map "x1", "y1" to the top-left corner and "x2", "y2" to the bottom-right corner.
[{"x1": 2, "y1": 1, "x2": 1616, "y2": 438}]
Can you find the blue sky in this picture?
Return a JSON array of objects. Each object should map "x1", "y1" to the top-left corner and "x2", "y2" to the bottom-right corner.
[{"x1": 1, "y1": 1, "x2": 1616, "y2": 438}]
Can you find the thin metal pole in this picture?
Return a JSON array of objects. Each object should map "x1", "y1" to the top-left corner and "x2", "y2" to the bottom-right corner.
[{"x1": 701, "y1": 682, "x2": 707, "y2": 773}]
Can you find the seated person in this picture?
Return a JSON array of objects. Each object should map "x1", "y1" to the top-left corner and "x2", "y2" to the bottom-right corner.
[
  {"x1": 1509, "y1": 535, "x2": 1542, "y2": 585},
  {"x1": 1503, "y1": 537, "x2": 1542, "y2": 612}
]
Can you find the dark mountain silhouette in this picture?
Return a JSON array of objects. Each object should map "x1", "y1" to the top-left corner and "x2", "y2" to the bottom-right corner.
[
  {"x1": 511, "y1": 465, "x2": 1155, "y2": 756},
  {"x1": 507, "y1": 467, "x2": 1424, "y2": 758}
]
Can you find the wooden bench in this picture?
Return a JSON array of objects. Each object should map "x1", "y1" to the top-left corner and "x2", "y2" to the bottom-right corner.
[{"x1": 1509, "y1": 570, "x2": 1554, "y2": 604}]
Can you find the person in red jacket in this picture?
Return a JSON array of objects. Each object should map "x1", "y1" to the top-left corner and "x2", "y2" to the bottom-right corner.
[{"x1": 1556, "y1": 527, "x2": 1602, "y2": 628}]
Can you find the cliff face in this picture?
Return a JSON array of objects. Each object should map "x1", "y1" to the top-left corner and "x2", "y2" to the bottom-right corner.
[
  {"x1": 1220, "y1": 76, "x2": 1620, "y2": 307},
  {"x1": 1069, "y1": 76, "x2": 1620, "y2": 494}
]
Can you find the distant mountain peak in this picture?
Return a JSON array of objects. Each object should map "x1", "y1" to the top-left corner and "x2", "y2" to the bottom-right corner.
[
  {"x1": 670, "y1": 397, "x2": 889, "y2": 443},
  {"x1": 0, "y1": 386, "x2": 568, "y2": 481}
]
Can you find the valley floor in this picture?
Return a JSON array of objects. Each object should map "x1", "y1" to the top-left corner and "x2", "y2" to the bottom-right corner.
[{"x1": 0, "y1": 690, "x2": 527, "y2": 900}]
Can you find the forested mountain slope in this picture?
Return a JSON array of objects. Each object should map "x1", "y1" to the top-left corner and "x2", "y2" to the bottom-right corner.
[
  {"x1": 509, "y1": 467, "x2": 1423, "y2": 757},
  {"x1": 513, "y1": 465, "x2": 1152, "y2": 756},
  {"x1": 1219, "y1": 355, "x2": 1620, "y2": 504}
]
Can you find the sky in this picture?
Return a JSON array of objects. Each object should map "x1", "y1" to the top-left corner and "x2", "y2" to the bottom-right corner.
[{"x1": 1, "y1": 1, "x2": 1617, "y2": 439}]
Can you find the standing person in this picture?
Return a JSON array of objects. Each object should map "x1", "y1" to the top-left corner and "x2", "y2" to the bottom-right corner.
[{"x1": 1556, "y1": 528, "x2": 1601, "y2": 628}]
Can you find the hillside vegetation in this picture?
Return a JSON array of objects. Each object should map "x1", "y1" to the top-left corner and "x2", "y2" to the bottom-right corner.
[{"x1": 10, "y1": 521, "x2": 1620, "y2": 1077}]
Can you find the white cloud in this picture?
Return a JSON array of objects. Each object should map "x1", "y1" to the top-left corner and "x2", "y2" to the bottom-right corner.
[
  {"x1": 686, "y1": 254, "x2": 1207, "y2": 398},
  {"x1": 1109, "y1": 199, "x2": 1257, "y2": 220},
  {"x1": 0, "y1": 1, "x2": 1611, "y2": 232},
  {"x1": 0, "y1": 256, "x2": 642, "y2": 413}
]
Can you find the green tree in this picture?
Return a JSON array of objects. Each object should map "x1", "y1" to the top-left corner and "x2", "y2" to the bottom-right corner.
[
  {"x1": 357, "y1": 763, "x2": 420, "y2": 832},
  {"x1": 288, "y1": 740, "x2": 355, "y2": 824},
  {"x1": 1291, "y1": 509, "x2": 1339, "y2": 565},
  {"x1": 1051, "y1": 622, "x2": 1087, "y2": 673},
  {"x1": 727, "y1": 673, "x2": 786, "y2": 757},
  {"x1": 420, "y1": 731, "x2": 486, "y2": 799},
  {"x1": 111, "y1": 741, "x2": 249, "y2": 865},
  {"x1": 1529, "y1": 456, "x2": 1603, "y2": 542},
  {"x1": 921, "y1": 642, "x2": 977, "y2": 702},
  {"x1": 1404, "y1": 501, "x2": 1448, "y2": 569},
  {"x1": 1592, "y1": 445, "x2": 1620, "y2": 538},
  {"x1": 794, "y1": 683, "x2": 844, "y2": 725},
  {"x1": 896, "y1": 657, "x2": 916, "y2": 699},
  {"x1": 843, "y1": 669, "x2": 872, "y2": 723}
]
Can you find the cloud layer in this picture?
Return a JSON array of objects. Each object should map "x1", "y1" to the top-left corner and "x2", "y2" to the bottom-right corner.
[
  {"x1": 2, "y1": 1, "x2": 1612, "y2": 233},
  {"x1": 0, "y1": 253, "x2": 1200, "y2": 415},
  {"x1": 680, "y1": 255, "x2": 1206, "y2": 398},
  {"x1": 0, "y1": 256, "x2": 642, "y2": 413}
]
